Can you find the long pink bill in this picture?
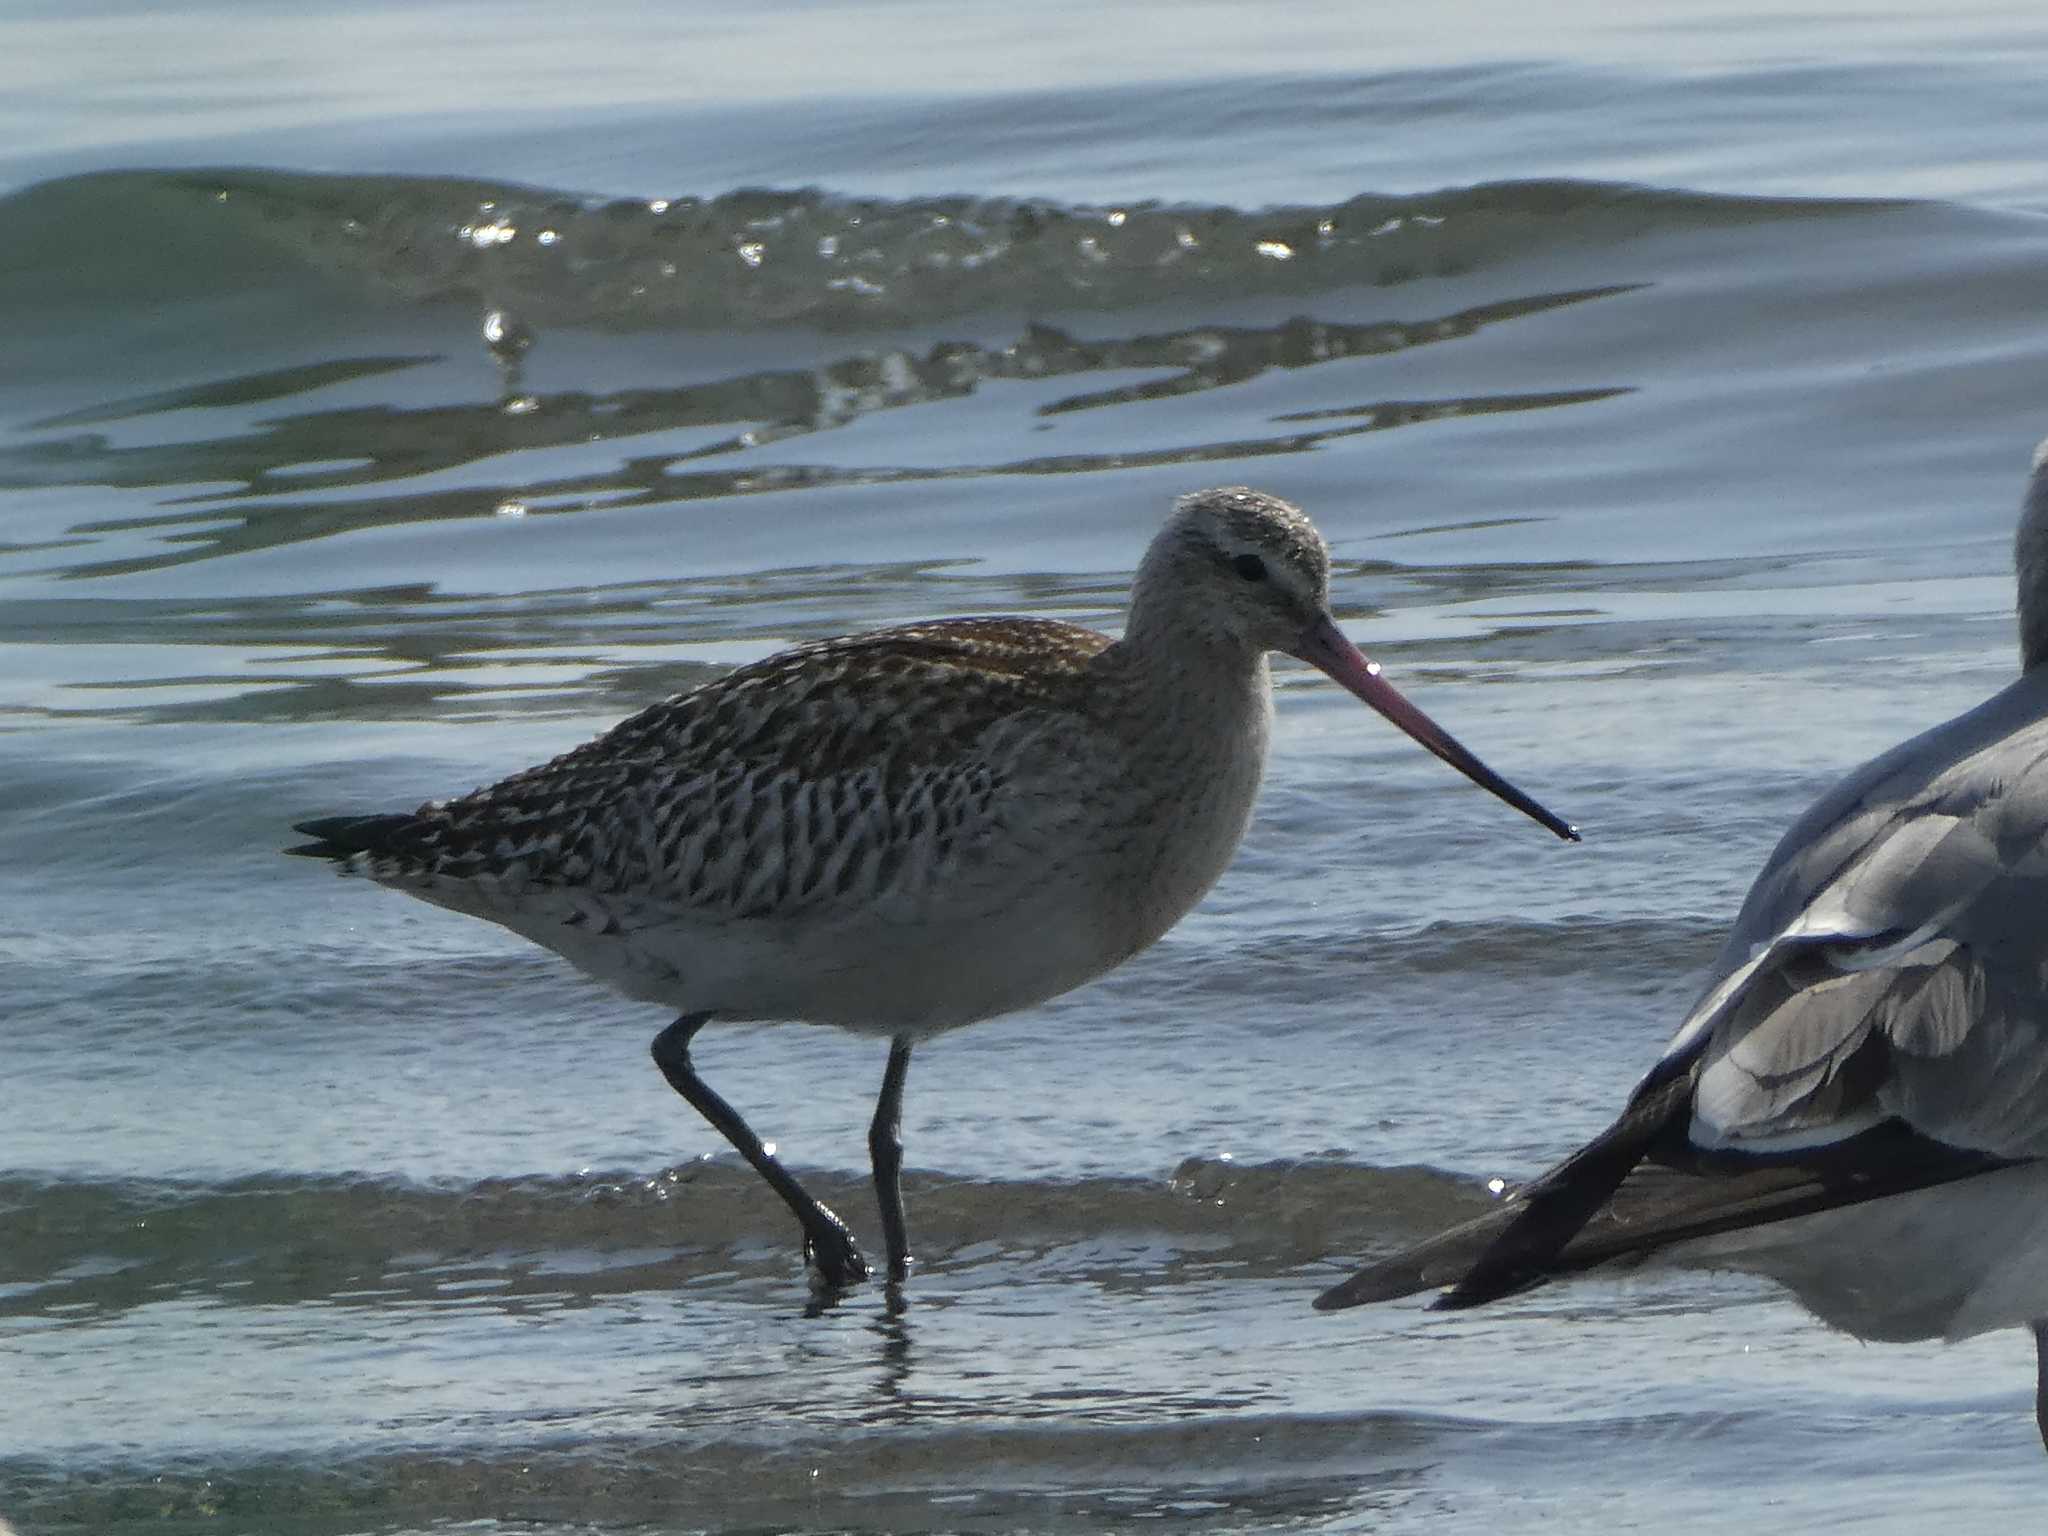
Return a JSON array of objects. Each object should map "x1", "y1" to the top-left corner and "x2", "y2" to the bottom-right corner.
[{"x1": 1288, "y1": 613, "x2": 1580, "y2": 842}]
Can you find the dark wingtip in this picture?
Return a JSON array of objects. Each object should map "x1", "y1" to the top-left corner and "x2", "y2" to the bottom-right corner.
[
  {"x1": 284, "y1": 812, "x2": 415, "y2": 861},
  {"x1": 1314, "y1": 1236, "x2": 1555, "y2": 1314},
  {"x1": 1313, "y1": 1270, "x2": 1410, "y2": 1311},
  {"x1": 1310, "y1": 1198, "x2": 1532, "y2": 1314},
  {"x1": 1313, "y1": 1091, "x2": 1683, "y2": 1319}
]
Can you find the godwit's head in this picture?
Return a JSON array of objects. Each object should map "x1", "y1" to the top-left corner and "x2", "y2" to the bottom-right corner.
[
  {"x1": 1132, "y1": 486, "x2": 1579, "y2": 841},
  {"x1": 1130, "y1": 487, "x2": 1335, "y2": 657}
]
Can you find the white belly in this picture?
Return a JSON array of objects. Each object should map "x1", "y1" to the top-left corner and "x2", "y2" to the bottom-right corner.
[{"x1": 1674, "y1": 1164, "x2": 2048, "y2": 1342}]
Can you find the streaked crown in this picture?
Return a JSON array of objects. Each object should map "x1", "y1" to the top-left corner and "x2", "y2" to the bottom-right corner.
[{"x1": 1129, "y1": 487, "x2": 1333, "y2": 653}]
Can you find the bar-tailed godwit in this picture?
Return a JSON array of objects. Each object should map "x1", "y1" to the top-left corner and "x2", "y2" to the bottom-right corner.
[
  {"x1": 292, "y1": 487, "x2": 1577, "y2": 1293},
  {"x1": 1316, "y1": 444, "x2": 2048, "y2": 1454}
]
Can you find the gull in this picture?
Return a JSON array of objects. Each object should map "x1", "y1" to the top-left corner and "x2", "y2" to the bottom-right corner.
[
  {"x1": 291, "y1": 487, "x2": 1577, "y2": 1293},
  {"x1": 1317, "y1": 444, "x2": 2048, "y2": 1452}
]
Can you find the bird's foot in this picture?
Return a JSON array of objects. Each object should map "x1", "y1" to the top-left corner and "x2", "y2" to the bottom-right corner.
[{"x1": 802, "y1": 1205, "x2": 870, "y2": 1291}]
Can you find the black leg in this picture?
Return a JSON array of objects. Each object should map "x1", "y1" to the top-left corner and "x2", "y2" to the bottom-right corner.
[
  {"x1": 869, "y1": 1036, "x2": 915, "y2": 1285},
  {"x1": 650, "y1": 1013, "x2": 868, "y2": 1290},
  {"x1": 2034, "y1": 1322, "x2": 2048, "y2": 1455}
]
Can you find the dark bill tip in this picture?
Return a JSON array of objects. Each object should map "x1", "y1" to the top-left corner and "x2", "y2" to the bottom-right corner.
[{"x1": 1287, "y1": 613, "x2": 1581, "y2": 842}]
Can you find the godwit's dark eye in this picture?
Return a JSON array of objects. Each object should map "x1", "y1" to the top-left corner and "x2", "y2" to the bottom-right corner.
[{"x1": 1231, "y1": 553, "x2": 1268, "y2": 582}]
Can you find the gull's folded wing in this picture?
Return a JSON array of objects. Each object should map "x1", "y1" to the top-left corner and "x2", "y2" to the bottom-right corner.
[{"x1": 1320, "y1": 668, "x2": 2048, "y2": 1312}]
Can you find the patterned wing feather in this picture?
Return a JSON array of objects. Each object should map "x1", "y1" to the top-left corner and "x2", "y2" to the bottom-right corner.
[{"x1": 345, "y1": 617, "x2": 1112, "y2": 918}]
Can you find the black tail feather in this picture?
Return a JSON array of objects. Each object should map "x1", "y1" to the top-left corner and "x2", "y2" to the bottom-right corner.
[{"x1": 285, "y1": 813, "x2": 418, "y2": 861}]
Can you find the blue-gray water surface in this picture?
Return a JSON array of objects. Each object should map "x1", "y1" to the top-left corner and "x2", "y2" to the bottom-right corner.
[{"x1": 7, "y1": 3, "x2": 2048, "y2": 1531}]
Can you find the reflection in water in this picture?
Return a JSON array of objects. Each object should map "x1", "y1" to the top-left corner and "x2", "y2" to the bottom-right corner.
[
  {"x1": 3, "y1": 285, "x2": 1634, "y2": 582},
  {"x1": 27, "y1": 356, "x2": 439, "y2": 432},
  {"x1": 865, "y1": 1291, "x2": 919, "y2": 1424}
]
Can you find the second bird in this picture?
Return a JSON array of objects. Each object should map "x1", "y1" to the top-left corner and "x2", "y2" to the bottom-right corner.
[{"x1": 290, "y1": 487, "x2": 1578, "y2": 1293}]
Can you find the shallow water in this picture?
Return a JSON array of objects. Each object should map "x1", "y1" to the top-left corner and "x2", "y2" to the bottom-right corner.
[{"x1": 7, "y1": 3, "x2": 2048, "y2": 1531}]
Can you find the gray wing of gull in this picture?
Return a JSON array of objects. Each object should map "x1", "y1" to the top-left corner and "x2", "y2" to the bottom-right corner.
[
  {"x1": 1670, "y1": 664, "x2": 2048, "y2": 1161},
  {"x1": 1316, "y1": 666, "x2": 2048, "y2": 1313}
]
